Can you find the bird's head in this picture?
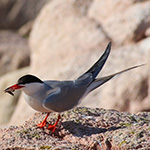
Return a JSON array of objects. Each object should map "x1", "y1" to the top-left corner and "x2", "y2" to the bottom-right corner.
[{"x1": 4, "y1": 74, "x2": 44, "y2": 96}]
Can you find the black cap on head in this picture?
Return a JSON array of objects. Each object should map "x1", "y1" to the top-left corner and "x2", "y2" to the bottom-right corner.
[{"x1": 17, "y1": 74, "x2": 43, "y2": 85}]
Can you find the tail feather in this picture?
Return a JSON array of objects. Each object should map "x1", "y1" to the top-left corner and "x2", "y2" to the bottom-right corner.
[
  {"x1": 79, "y1": 42, "x2": 111, "y2": 80},
  {"x1": 86, "y1": 64, "x2": 146, "y2": 94}
]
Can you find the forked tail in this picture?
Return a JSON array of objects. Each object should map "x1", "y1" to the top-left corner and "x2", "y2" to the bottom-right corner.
[{"x1": 86, "y1": 64, "x2": 146, "y2": 94}]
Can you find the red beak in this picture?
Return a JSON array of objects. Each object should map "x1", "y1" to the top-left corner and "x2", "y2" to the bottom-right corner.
[
  {"x1": 7, "y1": 84, "x2": 24, "y2": 90},
  {"x1": 4, "y1": 84, "x2": 24, "y2": 96}
]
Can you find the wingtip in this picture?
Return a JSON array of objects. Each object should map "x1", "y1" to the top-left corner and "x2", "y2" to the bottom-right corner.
[
  {"x1": 141, "y1": 63, "x2": 147, "y2": 66},
  {"x1": 106, "y1": 42, "x2": 111, "y2": 51},
  {"x1": 108, "y1": 42, "x2": 111, "y2": 47},
  {"x1": 134, "y1": 63, "x2": 147, "y2": 68}
]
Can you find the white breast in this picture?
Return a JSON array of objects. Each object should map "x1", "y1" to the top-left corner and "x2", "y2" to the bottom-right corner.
[
  {"x1": 24, "y1": 93, "x2": 51, "y2": 112},
  {"x1": 22, "y1": 82, "x2": 52, "y2": 112}
]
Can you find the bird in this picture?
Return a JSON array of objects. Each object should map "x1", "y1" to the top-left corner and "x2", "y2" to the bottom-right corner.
[{"x1": 4, "y1": 42, "x2": 144, "y2": 133}]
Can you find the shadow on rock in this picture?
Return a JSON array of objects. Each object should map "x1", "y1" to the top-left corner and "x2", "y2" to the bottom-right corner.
[{"x1": 62, "y1": 121, "x2": 122, "y2": 137}]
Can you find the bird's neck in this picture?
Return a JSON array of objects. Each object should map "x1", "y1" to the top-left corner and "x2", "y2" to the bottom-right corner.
[{"x1": 22, "y1": 82, "x2": 44, "y2": 96}]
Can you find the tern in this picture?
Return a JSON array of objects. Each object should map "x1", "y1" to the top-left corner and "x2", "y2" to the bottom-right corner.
[{"x1": 4, "y1": 42, "x2": 144, "y2": 133}]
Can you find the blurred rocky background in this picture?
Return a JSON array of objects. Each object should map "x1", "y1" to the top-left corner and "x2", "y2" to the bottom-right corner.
[{"x1": 0, "y1": 0, "x2": 149, "y2": 127}]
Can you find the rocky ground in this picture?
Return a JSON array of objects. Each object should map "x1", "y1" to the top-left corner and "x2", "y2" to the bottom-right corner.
[{"x1": 0, "y1": 107, "x2": 150, "y2": 149}]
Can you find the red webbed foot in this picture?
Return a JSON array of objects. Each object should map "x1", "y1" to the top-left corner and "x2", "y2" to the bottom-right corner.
[
  {"x1": 47, "y1": 114, "x2": 61, "y2": 133},
  {"x1": 37, "y1": 121, "x2": 47, "y2": 128},
  {"x1": 37, "y1": 112, "x2": 50, "y2": 128},
  {"x1": 47, "y1": 124, "x2": 56, "y2": 133}
]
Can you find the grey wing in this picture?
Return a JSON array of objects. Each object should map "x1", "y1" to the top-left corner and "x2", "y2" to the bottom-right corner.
[
  {"x1": 44, "y1": 80, "x2": 67, "y2": 88},
  {"x1": 43, "y1": 76, "x2": 92, "y2": 112},
  {"x1": 77, "y1": 42, "x2": 111, "y2": 80}
]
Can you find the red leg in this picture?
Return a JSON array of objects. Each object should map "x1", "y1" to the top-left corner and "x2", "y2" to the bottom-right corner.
[
  {"x1": 37, "y1": 112, "x2": 50, "y2": 128},
  {"x1": 47, "y1": 114, "x2": 61, "y2": 133}
]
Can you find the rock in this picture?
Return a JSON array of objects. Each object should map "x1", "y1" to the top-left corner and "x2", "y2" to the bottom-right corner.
[
  {"x1": 0, "y1": 0, "x2": 15, "y2": 29},
  {"x1": 89, "y1": 0, "x2": 150, "y2": 45},
  {"x1": 0, "y1": 0, "x2": 50, "y2": 29},
  {"x1": 29, "y1": 0, "x2": 110, "y2": 79},
  {"x1": 145, "y1": 27, "x2": 150, "y2": 37},
  {"x1": 0, "y1": 107, "x2": 150, "y2": 149},
  {"x1": 0, "y1": 30, "x2": 30, "y2": 76},
  {"x1": 18, "y1": 21, "x2": 33, "y2": 37},
  {"x1": 0, "y1": 67, "x2": 29, "y2": 125}
]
